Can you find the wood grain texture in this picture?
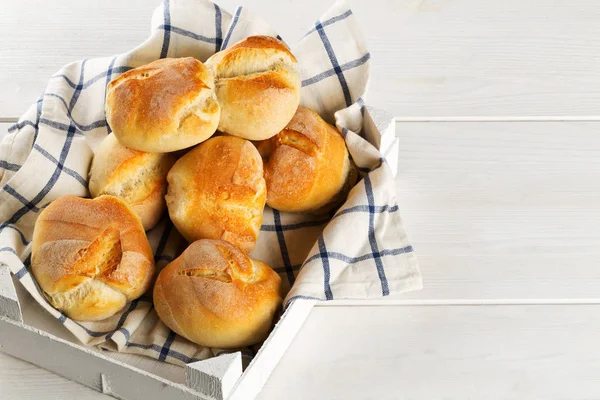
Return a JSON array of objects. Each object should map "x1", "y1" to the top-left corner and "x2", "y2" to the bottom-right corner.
[
  {"x1": 0, "y1": 352, "x2": 109, "y2": 400},
  {"x1": 393, "y1": 121, "x2": 600, "y2": 301},
  {"x1": 0, "y1": 267, "x2": 21, "y2": 322},
  {"x1": 229, "y1": 300, "x2": 316, "y2": 400},
  {"x1": 258, "y1": 304, "x2": 600, "y2": 400},
  {"x1": 186, "y1": 353, "x2": 242, "y2": 400},
  {"x1": 0, "y1": 0, "x2": 156, "y2": 120},
  {"x1": 5, "y1": 0, "x2": 600, "y2": 118},
  {"x1": 8, "y1": 273, "x2": 188, "y2": 386}
]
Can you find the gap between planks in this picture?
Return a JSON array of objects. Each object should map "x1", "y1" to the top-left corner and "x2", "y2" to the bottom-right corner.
[
  {"x1": 395, "y1": 116, "x2": 600, "y2": 122},
  {"x1": 4, "y1": 116, "x2": 600, "y2": 124},
  {"x1": 317, "y1": 298, "x2": 600, "y2": 307}
]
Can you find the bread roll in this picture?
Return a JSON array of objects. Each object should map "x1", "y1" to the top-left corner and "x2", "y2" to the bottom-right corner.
[
  {"x1": 205, "y1": 36, "x2": 301, "y2": 141},
  {"x1": 154, "y1": 239, "x2": 281, "y2": 348},
  {"x1": 262, "y1": 106, "x2": 357, "y2": 213},
  {"x1": 31, "y1": 195, "x2": 155, "y2": 321},
  {"x1": 89, "y1": 133, "x2": 176, "y2": 230},
  {"x1": 106, "y1": 57, "x2": 220, "y2": 153},
  {"x1": 166, "y1": 136, "x2": 266, "y2": 253}
]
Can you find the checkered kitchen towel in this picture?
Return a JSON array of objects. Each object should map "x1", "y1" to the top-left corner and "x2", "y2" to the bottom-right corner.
[{"x1": 0, "y1": 0, "x2": 421, "y2": 366}]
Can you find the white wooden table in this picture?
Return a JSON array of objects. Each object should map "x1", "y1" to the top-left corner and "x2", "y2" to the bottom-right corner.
[{"x1": 2, "y1": 0, "x2": 600, "y2": 399}]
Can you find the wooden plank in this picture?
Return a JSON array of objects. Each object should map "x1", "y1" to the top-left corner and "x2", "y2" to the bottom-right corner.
[
  {"x1": 229, "y1": 300, "x2": 316, "y2": 400},
  {"x1": 0, "y1": 316, "x2": 204, "y2": 400},
  {"x1": 8, "y1": 273, "x2": 188, "y2": 385},
  {"x1": 390, "y1": 121, "x2": 600, "y2": 301},
  {"x1": 1, "y1": 123, "x2": 12, "y2": 136},
  {"x1": 0, "y1": 0, "x2": 156, "y2": 121},
  {"x1": 4, "y1": 0, "x2": 600, "y2": 119},
  {"x1": 258, "y1": 304, "x2": 600, "y2": 400},
  {"x1": 0, "y1": 351, "x2": 110, "y2": 400},
  {"x1": 0, "y1": 266, "x2": 21, "y2": 322}
]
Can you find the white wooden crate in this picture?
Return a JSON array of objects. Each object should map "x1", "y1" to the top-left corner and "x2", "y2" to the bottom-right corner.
[{"x1": 0, "y1": 105, "x2": 397, "y2": 400}]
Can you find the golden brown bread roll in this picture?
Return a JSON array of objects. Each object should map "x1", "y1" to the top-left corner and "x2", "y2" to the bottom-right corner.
[
  {"x1": 106, "y1": 57, "x2": 220, "y2": 153},
  {"x1": 205, "y1": 36, "x2": 301, "y2": 141},
  {"x1": 262, "y1": 106, "x2": 357, "y2": 213},
  {"x1": 89, "y1": 133, "x2": 176, "y2": 230},
  {"x1": 166, "y1": 135, "x2": 266, "y2": 253},
  {"x1": 31, "y1": 195, "x2": 155, "y2": 321},
  {"x1": 153, "y1": 239, "x2": 282, "y2": 348}
]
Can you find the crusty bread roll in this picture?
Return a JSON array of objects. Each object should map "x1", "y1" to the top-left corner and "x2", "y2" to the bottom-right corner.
[
  {"x1": 106, "y1": 57, "x2": 220, "y2": 153},
  {"x1": 205, "y1": 36, "x2": 301, "y2": 141},
  {"x1": 166, "y1": 136, "x2": 266, "y2": 253},
  {"x1": 31, "y1": 195, "x2": 155, "y2": 321},
  {"x1": 262, "y1": 106, "x2": 357, "y2": 213},
  {"x1": 154, "y1": 239, "x2": 281, "y2": 348},
  {"x1": 89, "y1": 133, "x2": 176, "y2": 230}
]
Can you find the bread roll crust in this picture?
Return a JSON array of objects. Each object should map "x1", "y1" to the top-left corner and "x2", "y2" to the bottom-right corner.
[
  {"x1": 208, "y1": 36, "x2": 297, "y2": 79},
  {"x1": 206, "y1": 36, "x2": 301, "y2": 141},
  {"x1": 153, "y1": 239, "x2": 282, "y2": 348},
  {"x1": 263, "y1": 106, "x2": 355, "y2": 212},
  {"x1": 166, "y1": 136, "x2": 266, "y2": 253},
  {"x1": 31, "y1": 195, "x2": 155, "y2": 321},
  {"x1": 89, "y1": 133, "x2": 175, "y2": 230},
  {"x1": 106, "y1": 57, "x2": 220, "y2": 153}
]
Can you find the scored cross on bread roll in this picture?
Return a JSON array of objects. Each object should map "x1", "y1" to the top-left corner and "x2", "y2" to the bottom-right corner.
[
  {"x1": 89, "y1": 133, "x2": 176, "y2": 230},
  {"x1": 166, "y1": 135, "x2": 266, "y2": 253},
  {"x1": 153, "y1": 239, "x2": 282, "y2": 348},
  {"x1": 205, "y1": 36, "x2": 301, "y2": 141},
  {"x1": 31, "y1": 195, "x2": 155, "y2": 321},
  {"x1": 261, "y1": 106, "x2": 358, "y2": 213},
  {"x1": 106, "y1": 57, "x2": 220, "y2": 153}
]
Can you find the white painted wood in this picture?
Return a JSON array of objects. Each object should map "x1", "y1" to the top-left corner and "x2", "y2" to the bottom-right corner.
[
  {"x1": 0, "y1": 316, "x2": 207, "y2": 400},
  {"x1": 229, "y1": 300, "x2": 316, "y2": 400},
  {"x1": 0, "y1": 351, "x2": 110, "y2": 400},
  {"x1": 390, "y1": 121, "x2": 600, "y2": 301},
  {"x1": 0, "y1": 276, "x2": 207, "y2": 399},
  {"x1": 0, "y1": 266, "x2": 21, "y2": 322},
  {"x1": 362, "y1": 104, "x2": 401, "y2": 175},
  {"x1": 8, "y1": 275, "x2": 188, "y2": 385},
  {"x1": 258, "y1": 304, "x2": 600, "y2": 400},
  {"x1": 0, "y1": 0, "x2": 156, "y2": 121},
  {"x1": 363, "y1": 106, "x2": 393, "y2": 152},
  {"x1": 6, "y1": 0, "x2": 600, "y2": 119},
  {"x1": 185, "y1": 353, "x2": 242, "y2": 400},
  {"x1": 363, "y1": 105, "x2": 399, "y2": 175}
]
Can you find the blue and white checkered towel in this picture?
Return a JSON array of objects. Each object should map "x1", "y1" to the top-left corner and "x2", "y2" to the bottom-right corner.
[{"x1": 0, "y1": 0, "x2": 421, "y2": 366}]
